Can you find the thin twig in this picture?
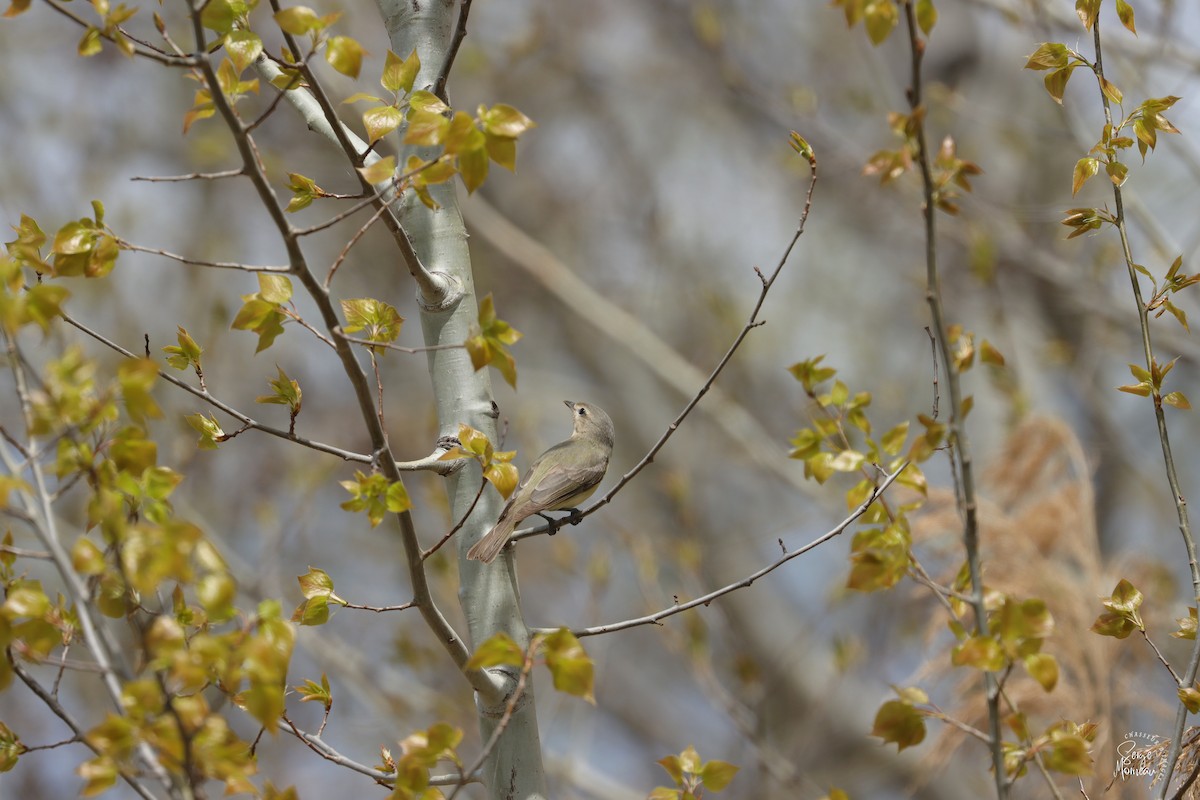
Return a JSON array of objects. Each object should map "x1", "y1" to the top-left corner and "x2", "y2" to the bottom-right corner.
[
  {"x1": 280, "y1": 305, "x2": 338, "y2": 349},
  {"x1": 341, "y1": 600, "x2": 416, "y2": 613},
  {"x1": 40, "y1": 0, "x2": 196, "y2": 66},
  {"x1": 280, "y1": 715, "x2": 395, "y2": 786},
  {"x1": 0, "y1": 544, "x2": 52, "y2": 559},
  {"x1": 339, "y1": 333, "x2": 464, "y2": 356},
  {"x1": 544, "y1": 463, "x2": 906, "y2": 637},
  {"x1": 925, "y1": 325, "x2": 940, "y2": 418},
  {"x1": 60, "y1": 310, "x2": 373, "y2": 463},
  {"x1": 13, "y1": 662, "x2": 160, "y2": 800},
  {"x1": 514, "y1": 147, "x2": 818, "y2": 544},
  {"x1": 131, "y1": 169, "x2": 243, "y2": 182},
  {"x1": 117, "y1": 239, "x2": 290, "y2": 272},
  {"x1": 326, "y1": 203, "x2": 389, "y2": 288},
  {"x1": 1143, "y1": 629, "x2": 1182, "y2": 685},
  {"x1": 422, "y1": 478, "x2": 488, "y2": 561},
  {"x1": 295, "y1": 155, "x2": 452, "y2": 238}
]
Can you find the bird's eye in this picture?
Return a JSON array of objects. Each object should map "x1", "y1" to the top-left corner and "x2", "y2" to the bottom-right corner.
[{"x1": 577, "y1": 407, "x2": 587, "y2": 416}]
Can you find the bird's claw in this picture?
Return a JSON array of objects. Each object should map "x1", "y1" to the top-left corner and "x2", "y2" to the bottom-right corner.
[{"x1": 536, "y1": 508, "x2": 583, "y2": 536}]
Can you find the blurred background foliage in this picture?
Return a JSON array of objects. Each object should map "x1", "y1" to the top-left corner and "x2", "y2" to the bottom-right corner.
[{"x1": 2, "y1": 0, "x2": 1200, "y2": 797}]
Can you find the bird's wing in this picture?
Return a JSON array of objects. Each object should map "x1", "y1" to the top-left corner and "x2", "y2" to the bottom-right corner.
[{"x1": 526, "y1": 442, "x2": 608, "y2": 510}]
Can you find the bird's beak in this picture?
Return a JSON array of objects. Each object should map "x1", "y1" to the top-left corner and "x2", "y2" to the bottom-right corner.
[{"x1": 563, "y1": 400, "x2": 575, "y2": 410}]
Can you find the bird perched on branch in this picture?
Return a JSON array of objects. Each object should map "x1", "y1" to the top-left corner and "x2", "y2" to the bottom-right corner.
[{"x1": 467, "y1": 401, "x2": 614, "y2": 564}]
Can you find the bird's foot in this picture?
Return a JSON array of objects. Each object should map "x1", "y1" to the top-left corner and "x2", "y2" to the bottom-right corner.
[{"x1": 536, "y1": 509, "x2": 583, "y2": 536}]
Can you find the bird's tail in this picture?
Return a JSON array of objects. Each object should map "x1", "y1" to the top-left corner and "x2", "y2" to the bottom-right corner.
[{"x1": 466, "y1": 514, "x2": 517, "y2": 563}]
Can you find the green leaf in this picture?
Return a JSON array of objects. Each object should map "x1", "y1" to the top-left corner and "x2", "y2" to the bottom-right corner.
[
  {"x1": 915, "y1": 0, "x2": 937, "y2": 35},
  {"x1": 78, "y1": 26, "x2": 102, "y2": 57},
  {"x1": 185, "y1": 412, "x2": 224, "y2": 450},
  {"x1": 339, "y1": 471, "x2": 411, "y2": 527},
  {"x1": 464, "y1": 293, "x2": 522, "y2": 387},
  {"x1": 408, "y1": 89, "x2": 449, "y2": 114},
  {"x1": 1105, "y1": 160, "x2": 1128, "y2": 187},
  {"x1": 1023, "y1": 653, "x2": 1059, "y2": 691},
  {"x1": 1091, "y1": 610, "x2": 1137, "y2": 638},
  {"x1": 259, "y1": 273, "x2": 292, "y2": 304},
  {"x1": 357, "y1": 156, "x2": 396, "y2": 186},
  {"x1": 1099, "y1": 76, "x2": 1122, "y2": 105},
  {"x1": 256, "y1": 366, "x2": 302, "y2": 413},
  {"x1": 1071, "y1": 157, "x2": 1098, "y2": 196},
  {"x1": 199, "y1": 0, "x2": 236, "y2": 34},
  {"x1": 1116, "y1": 0, "x2": 1136, "y2": 34},
  {"x1": 951, "y1": 634, "x2": 1006, "y2": 671},
  {"x1": 225, "y1": 30, "x2": 263, "y2": 73},
  {"x1": 325, "y1": 36, "x2": 364, "y2": 79},
  {"x1": 1043, "y1": 66, "x2": 1074, "y2": 105},
  {"x1": 1172, "y1": 608, "x2": 1197, "y2": 640},
  {"x1": 478, "y1": 103, "x2": 536, "y2": 139},
  {"x1": 979, "y1": 339, "x2": 1006, "y2": 367},
  {"x1": 403, "y1": 108, "x2": 448, "y2": 146},
  {"x1": 1164, "y1": 391, "x2": 1191, "y2": 410},
  {"x1": 880, "y1": 421, "x2": 909, "y2": 456},
  {"x1": 286, "y1": 173, "x2": 323, "y2": 212},
  {"x1": 871, "y1": 699, "x2": 926, "y2": 751},
  {"x1": 542, "y1": 628, "x2": 595, "y2": 703},
  {"x1": 458, "y1": 142, "x2": 489, "y2": 194},
  {"x1": 1024, "y1": 42, "x2": 1069, "y2": 70},
  {"x1": 363, "y1": 105, "x2": 403, "y2": 145},
  {"x1": 699, "y1": 760, "x2": 739, "y2": 792},
  {"x1": 863, "y1": 0, "x2": 898, "y2": 45},
  {"x1": 341, "y1": 298, "x2": 403, "y2": 345},
  {"x1": 274, "y1": 6, "x2": 321, "y2": 35},
  {"x1": 465, "y1": 632, "x2": 524, "y2": 670},
  {"x1": 1075, "y1": 0, "x2": 1100, "y2": 30},
  {"x1": 296, "y1": 566, "x2": 336, "y2": 600},
  {"x1": 382, "y1": 48, "x2": 420, "y2": 94},
  {"x1": 657, "y1": 754, "x2": 684, "y2": 785},
  {"x1": 117, "y1": 358, "x2": 162, "y2": 424},
  {"x1": 162, "y1": 326, "x2": 203, "y2": 371},
  {"x1": 788, "y1": 130, "x2": 814, "y2": 162}
]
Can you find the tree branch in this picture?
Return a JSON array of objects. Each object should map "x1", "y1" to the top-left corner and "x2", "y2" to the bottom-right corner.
[
  {"x1": 543, "y1": 463, "x2": 906, "y2": 637},
  {"x1": 511, "y1": 149, "x2": 819, "y2": 547}
]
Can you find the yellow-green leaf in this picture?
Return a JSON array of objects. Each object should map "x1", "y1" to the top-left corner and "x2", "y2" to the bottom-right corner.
[
  {"x1": 1116, "y1": 0, "x2": 1136, "y2": 35},
  {"x1": 382, "y1": 48, "x2": 419, "y2": 94},
  {"x1": 274, "y1": 6, "x2": 321, "y2": 35},
  {"x1": 466, "y1": 632, "x2": 524, "y2": 670},
  {"x1": 358, "y1": 156, "x2": 396, "y2": 186},
  {"x1": 325, "y1": 36, "x2": 364, "y2": 79}
]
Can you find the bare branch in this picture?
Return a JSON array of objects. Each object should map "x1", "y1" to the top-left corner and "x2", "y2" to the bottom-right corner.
[
  {"x1": 544, "y1": 463, "x2": 907, "y2": 637},
  {"x1": 13, "y1": 663, "x2": 161, "y2": 800},
  {"x1": 131, "y1": 169, "x2": 244, "y2": 182},
  {"x1": 513, "y1": 155, "x2": 818, "y2": 545},
  {"x1": 422, "y1": 478, "x2": 488, "y2": 561},
  {"x1": 40, "y1": 0, "x2": 197, "y2": 66},
  {"x1": 117, "y1": 239, "x2": 290, "y2": 272},
  {"x1": 339, "y1": 333, "x2": 464, "y2": 356},
  {"x1": 326, "y1": 204, "x2": 389, "y2": 288},
  {"x1": 61, "y1": 310, "x2": 374, "y2": 463}
]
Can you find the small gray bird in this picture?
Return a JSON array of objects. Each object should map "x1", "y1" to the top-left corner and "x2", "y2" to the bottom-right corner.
[{"x1": 467, "y1": 401, "x2": 614, "y2": 563}]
